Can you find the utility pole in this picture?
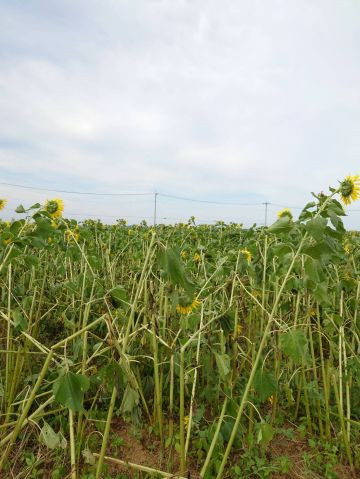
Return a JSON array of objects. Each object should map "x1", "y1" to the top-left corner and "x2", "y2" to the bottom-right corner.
[
  {"x1": 153, "y1": 192, "x2": 158, "y2": 226},
  {"x1": 263, "y1": 201, "x2": 270, "y2": 227}
]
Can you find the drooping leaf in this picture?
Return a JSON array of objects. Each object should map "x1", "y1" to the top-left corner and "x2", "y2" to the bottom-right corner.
[
  {"x1": 53, "y1": 372, "x2": 90, "y2": 412},
  {"x1": 15, "y1": 204, "x2": 26, "y2": 213},
  {"x1": 109, "y1": 286, "x2": 128, "y2": 306},
  {"x1": 257, "y1": 422, "x2": 274, "y2": 448},
  {"x1": 13, "y1": 309, "x2": 28, "y2": 331},
  {"x1": 305, "y1": 217, "x2": 327, "y2": 241},
  {"x1": 24, "y1": 255, "x2": 39, "y2": 268},
  {"x1": 268, "y1": 216, "x2": 293, "y2": 234},
  {"x1": 39, "y1": 422, "x2": 61, "y2": 449},
  {"x1": 214, "y1": 353, "x2": 231, "y2": 381},
  {"x1": 159, "y1": 248, "x2": 195, "y2": 294},
  {"x1": 82, "y1": 448, "x2": 95, "y2": 465},
  {"x1": 279, "y1": 329, "x2": 309, "y2": 365},
  {"x1": 253, "y1": 369, "x2": 277, "y2": 402},
  {"x1": 120, "y1": 385, "x2": 139, "y2": 413}
]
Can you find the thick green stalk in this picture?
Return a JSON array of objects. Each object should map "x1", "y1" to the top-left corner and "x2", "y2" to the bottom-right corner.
[
  {"x1": 69, "y1": 409, "x2": 77, "y2": 479},
  {"x1": 151, "y1": 313, "x2": 163, "y2": 442},
  {"x1": 200, "y1": 396, "x2": 228, "y2": 478},
  {"x1": 215, "y1": 233, "x2": 308, "y2": 479},
  {"x1": 95, "y1": 386, "x2": 117, "y2": 479},
  {"x1": 0, "y1": 349, "x2": 54, "y2": 471}
]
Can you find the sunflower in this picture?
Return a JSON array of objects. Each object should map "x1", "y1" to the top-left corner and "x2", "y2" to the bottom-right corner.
[
  {"x1": 339, "y1": 175, "x2": 360, "y2": 205},
  {"x1": 0, "y1": 199, "x2": 8, "y2": 211},
  {"x1": 194, "y1": 252, "x2": 201, "y2": 263},
  {"x1": 176, "y1": 297, "x2": 201, "y2": 315},
  {"x1": 65, "y1": 228, "x2": 79, "y2": 242},
  {"x1": 343, "y1": 240, "x2": 351, "y2": 254},
  {"x1": 240, "y1": 248, "x2": 252, "y2": 263},
  {"x1": 44, "y1": 198, "x2": 64, "y2": 218},
  {"x1": 277, "y1": 208, "x2": 293, "y2": 220}
]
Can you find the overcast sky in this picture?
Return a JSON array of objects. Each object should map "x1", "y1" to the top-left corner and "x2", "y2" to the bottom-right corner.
[{"x1": 1, "y1": 1, "x2": 360, "y2": 226}]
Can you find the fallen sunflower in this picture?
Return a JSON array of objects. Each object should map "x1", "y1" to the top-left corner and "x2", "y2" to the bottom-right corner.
[
  {"x1": 339, "y1": 175, "x2": 360, "y2": 205},
  {"x1": 176, "y1": 297, "x2": 201, "y2": 315},
  {"x1": 194, "y1": 252, "x2": 201, "y2": 263},
  {"x1": 240, "y1": 248, "x2": 252, "y2": 263},
  {"x1": 65, "y1": 229, "x2": 79, "y2": 242},
  {"x1": 45, "y1": 198, "x2": 64, "y2": 218}
]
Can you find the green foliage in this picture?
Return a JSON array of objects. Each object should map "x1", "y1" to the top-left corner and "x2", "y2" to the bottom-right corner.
[
  {"x1": 53, "y1": 371, "x2": 90, "y2": 412},
  {"x1": 253, "y1": 369, "x2": 277, "y2": 402},
  {"x1": 279, "y1": 329, "x2": 309, "y2": 364}
]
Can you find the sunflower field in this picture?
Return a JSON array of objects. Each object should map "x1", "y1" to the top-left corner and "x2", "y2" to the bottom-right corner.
[{"x1": 1, "y1": 177, "x2": 360, "y2": 479}]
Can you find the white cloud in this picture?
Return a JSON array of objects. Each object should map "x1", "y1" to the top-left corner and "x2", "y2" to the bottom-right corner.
[{"x1": 0, "y1": 0, "x2": 360, "y2": 226}]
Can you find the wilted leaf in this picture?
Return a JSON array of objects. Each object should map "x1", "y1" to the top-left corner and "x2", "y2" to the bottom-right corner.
[
  {"x1": 40, "y1": 422, "x2": 60, "y2": 449},
  {"x1": 214, "y1": 353, "x2": 231, "y2": 381}
]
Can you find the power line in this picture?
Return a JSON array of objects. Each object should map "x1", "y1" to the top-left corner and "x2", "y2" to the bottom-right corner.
[
  {"x1": 158, "y1": 193, "x2": 263, "y2": 206},
  {"x1": 269, "y1": 203, "x2": 303, "y2": 210},
  {"x1": 0, "y1": 182, "x2": 152, "y2": 196},
  {"x1": 2, "y1": 180, "x2": 360, "y2": 214}
]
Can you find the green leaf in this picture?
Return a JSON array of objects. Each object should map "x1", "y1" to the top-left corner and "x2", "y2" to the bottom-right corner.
[
  {"x1": 15, "y1": 204, "x2": 26, "y2": 213},
  {"x1": 24, "y1": 255, "x2": 39, "y2": 268},
  {"x1": 303, "y1": 242, "x2": 333, "y2": 260},
  {"x1": 120, "y1": 385, "x2": 139, "y2": 413},
  {"x1": 272, "y1": 244, "x2": 293, "y2": 258},
  {"x1": 53, "y1": 372, "x2": 90, "y2": 412},
  {"x1": 253, "y1": 370, "x2": 277, "y2": 402},
  {"x1": 109, "y1": 286, "x2": 128, "y2": 306},
  {"x1": 304, "y1": 257, "x2": 324, "y2": 284},
  {"x1": 6, "y1": 247, "x2": 22, "y2": 261},
  {"x1": 313, "y1": 282, "x2": 331, "y2": 306},
  {"x1": 99, "y1": 360, "x2": 124, "y2": 392},
  {"x1": 13, "y1": 309, "x2": 28, "y2": 332},
  {"x1": 159, "y1": 248, "x2": 195, "y2": 294},
  {"x1": 214, "y1": 353, "x2": 231, "y2": 381},
  {"x1": 268, "y1": 216, "x2": 293, "y2": 234},
  {"x1": 257, "y1": 422, "x2": 274, "y2": 448},
  {"x1": 305, "y1": 217, "x2": 327, "y2": 241},
  {"x1": 10, "y1": 220, "x2": 24, "y2": 235},
  {"x1": 279, "y1": 329, "x2": 309, "y2": 365},
  {"x1": 33, "y1": 219, "x2": 53, "y2": 239},
  {"x1": 326, "y1": 199, "x2": 346, "y2": 216},
  {"x1": 29, "y1": 203, "x2": 41, "y2": 210}
]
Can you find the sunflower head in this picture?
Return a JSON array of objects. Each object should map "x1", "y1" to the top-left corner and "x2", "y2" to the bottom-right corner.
[
  {"x1": 240, "y1": 248, "x2": 252, "y2": 263},
  {"x1": 65, "y1": 228, "x2": 79, "y2": 243},
  {"x1": 339, "y1": 175, "x2": 360, "y2": 205},
  {"x1": 194, "y1": 252, "x2": 201, "y2": 263},
  {"x1": 0, "y1": 198, "x2": 8, "y2": 211},
  {"x1": 277, "y1": 208, "x2": 293, "y2": 220},
  {"x1": 45, "y1": 198, "x2": 64, "y2": 218},
  {"x1": 176, "y1": 297, "x2": 201, "y2": 315}
]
